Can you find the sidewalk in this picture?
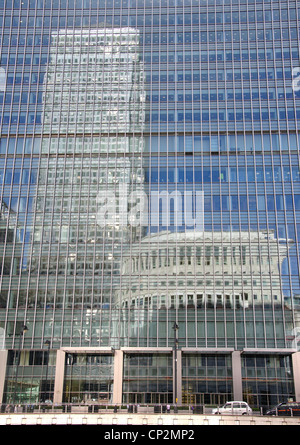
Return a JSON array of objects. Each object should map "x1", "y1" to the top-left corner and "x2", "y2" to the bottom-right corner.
[{"x1": 1, "y1": 412, "x2": 300, "y2": 426}]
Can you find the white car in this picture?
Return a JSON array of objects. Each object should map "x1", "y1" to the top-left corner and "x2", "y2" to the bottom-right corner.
[{"x1": 212, "y1": 401, "x2": 253, "y2": 415}]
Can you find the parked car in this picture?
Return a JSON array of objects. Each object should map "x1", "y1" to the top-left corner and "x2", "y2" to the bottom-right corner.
[
  {"x1": 265, "y1": 402, "x2": 300, "y2": 416},
  {"x1": 212, "y1": 401, "x2": 253, "y2": 415}
]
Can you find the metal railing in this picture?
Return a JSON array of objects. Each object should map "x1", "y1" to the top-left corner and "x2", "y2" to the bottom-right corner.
[
  {"x1": 1, "y1": 403, "x2": 299, "y2": 417},
  {"x1": 0, "y1": 403, "x2": 199, "y2": 415}
]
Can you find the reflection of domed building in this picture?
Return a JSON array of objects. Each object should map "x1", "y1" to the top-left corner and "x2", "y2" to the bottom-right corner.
[{"x1": 117, "y1": 230, "x2": 292, "y2": 311}]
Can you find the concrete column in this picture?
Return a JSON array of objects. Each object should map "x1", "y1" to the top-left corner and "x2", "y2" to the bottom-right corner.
[
  {"x1": 232, "y1": 350, "x2": 243, "y2": 401},
  {"x1": 177, "y1": 349, "x2": 182, "y2": 405},
  {"x1": 53, "y1": 349, "x2": 66, "y2": 404},
  {"x1": 292, "y1": 352, "x2": 300, "y2": 401},
  {"x1": 0, "y1": 350, "x2": 8, "y2": 403},
  {"x1": 112, "y1": 349, "x2": 123, "y2": 404}
]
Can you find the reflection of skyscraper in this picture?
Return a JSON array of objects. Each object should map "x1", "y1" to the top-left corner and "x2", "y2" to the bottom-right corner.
[
  {"x1": 42, "y1": 28, "x2": 145, "y2": 134},
  {"x1": 31, "y1": 28, "x2": 146, "y2": 323},
  {"x1": 0, "y1": 201, "x2": 20, "y2": 310}
]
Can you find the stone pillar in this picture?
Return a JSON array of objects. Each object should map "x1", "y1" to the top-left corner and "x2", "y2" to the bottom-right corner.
[
  {"x1": 53, "y1": 349, "x2": 66, "y2": 404},
  {"x1": 0, "y1": 350, "x2": 8, "y2": 403},
  {"x1": 292, "y1": 352, "x2": 300, "y2": 401},
  {"x1": 232, "y1": 350, "x2": 243, "y2": 401},
  {"x1": 112, "y1": 349, "x2": 123, "y2": 404}
]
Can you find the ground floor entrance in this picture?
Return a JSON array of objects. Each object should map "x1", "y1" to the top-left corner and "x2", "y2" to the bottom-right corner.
[{"x1": 1, "y1": 347, "x2": 299, "y2": 410}]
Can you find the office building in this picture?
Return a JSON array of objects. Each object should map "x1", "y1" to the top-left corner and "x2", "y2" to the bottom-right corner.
[{"x1": 0, "y1": 0, "x2": 300, "y2": 409}]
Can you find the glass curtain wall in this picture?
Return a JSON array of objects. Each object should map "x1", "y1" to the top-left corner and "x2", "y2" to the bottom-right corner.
[
  {"x1": 64, "y1": 353, "x2": 114, "y2": 404},
  {"x1": 123, "y1": 353, "x2": 173, "y2": 405},
  {"x1": 242, "y1": 354, "x2": 295, "y2": 408},
  {"x1": 4, "y1": 349, "x2": 56, "y2": 404},
  {"x1": 182, "y1": 354, "x2": 233, "y2": 406},
  {"x1": 0, "y1": 0, "x2": 300, "y2": 404}
]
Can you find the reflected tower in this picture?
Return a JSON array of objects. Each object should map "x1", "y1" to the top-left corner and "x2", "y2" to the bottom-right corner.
[{"x1": 32, "y1": 27, "x2": 146, "y2": 347}]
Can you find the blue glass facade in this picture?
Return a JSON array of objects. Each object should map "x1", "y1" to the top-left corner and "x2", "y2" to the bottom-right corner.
[{"x1": 0, "y1": 0, "x2": 300, "y2": 408}]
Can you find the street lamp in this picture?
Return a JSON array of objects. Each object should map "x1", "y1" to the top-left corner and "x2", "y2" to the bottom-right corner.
[
  {"x1": 12, "y1": 325, "x2": 28, "y2": 405},
  {"x1": 44, "y1": 340, "x2": 51, "y2": 402},
  {"x1": 172, "y1": 322, "x2": 179, "y2": 407}
]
